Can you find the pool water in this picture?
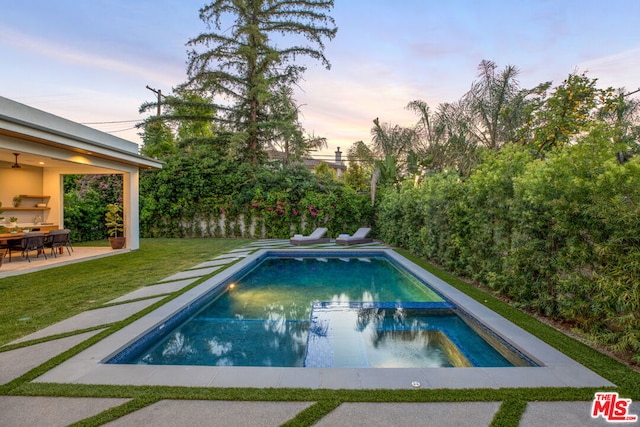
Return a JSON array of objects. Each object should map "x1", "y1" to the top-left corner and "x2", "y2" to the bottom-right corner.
[
  {"x1": 115, "y1": 256, "x2": 528, "y2": 368},
  {"x1": 305, "y1": 304, "x2": 516, "y2": 368}
]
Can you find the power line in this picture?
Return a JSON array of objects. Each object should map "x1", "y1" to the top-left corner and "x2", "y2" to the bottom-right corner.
[
  {"x1": 81, "y1": 119, "x2": 140, "y2": 125},
  {"x1": 104, "y1": 127, "x2": 137, "y2": 134},
  {"x1": 623, "y1": 88, "x2": 640, "y2": 98}
]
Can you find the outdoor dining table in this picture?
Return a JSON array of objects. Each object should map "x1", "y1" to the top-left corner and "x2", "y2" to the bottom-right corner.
[
  {"x1": 0, "y1": 231, "x2": 59, "y2": 266},
  {"x1": 0, "y1": 231, "x2": 50, "y2": 241}
]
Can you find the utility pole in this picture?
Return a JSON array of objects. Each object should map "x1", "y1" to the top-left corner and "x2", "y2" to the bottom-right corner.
[{"x1": 145, "y1": 85, "x2": 164, "y2": 116}]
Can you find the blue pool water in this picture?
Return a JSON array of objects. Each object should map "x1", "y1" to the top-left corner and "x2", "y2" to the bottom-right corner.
[{"x1": 109, "y1": 255, "x2": 534, "y2": 368}]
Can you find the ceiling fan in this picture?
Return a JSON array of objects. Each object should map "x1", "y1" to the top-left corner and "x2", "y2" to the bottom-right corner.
[{"x1": 11, "y1": 152, "x2": 21, "y2": 168}]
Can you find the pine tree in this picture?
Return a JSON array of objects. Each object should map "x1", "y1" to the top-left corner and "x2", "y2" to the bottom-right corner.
[{"x1": 181, "y1": 0, "x2": 337, "y2": 163}]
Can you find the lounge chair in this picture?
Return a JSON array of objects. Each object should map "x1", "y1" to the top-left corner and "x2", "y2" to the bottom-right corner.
[
  {"x1": 290, "y1": 227, "x2": 330, "y2": 245},
  {"x1": 335, "y1": 228, "x2": 373, "y2": 245}
]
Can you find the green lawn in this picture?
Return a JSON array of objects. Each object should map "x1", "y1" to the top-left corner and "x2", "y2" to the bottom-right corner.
[
  {"x1": 1, "y1": 239, "x2": 638, "y2": 427},
  {"x1": 0, "y1": 238, "x2": 250, "y2": 346}
]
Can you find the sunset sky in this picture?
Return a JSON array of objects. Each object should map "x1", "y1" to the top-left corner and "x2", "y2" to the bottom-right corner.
[{"x1": 1, "y1": 0, "x2": 639, "y2": 160}]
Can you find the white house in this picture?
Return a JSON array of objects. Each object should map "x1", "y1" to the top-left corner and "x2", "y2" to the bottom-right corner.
[{"x1": 0, "y1": 96, "x2": 162, "y2": 250}]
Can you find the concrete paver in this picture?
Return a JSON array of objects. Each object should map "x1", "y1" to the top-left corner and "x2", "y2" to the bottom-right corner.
[
  {"x1": 246, "y1": 242, "x2": 290, "y2": 248},
  {"x1": 189, "y1": 259, "x2": 232, "y2": 268},
  {"x1": 228, "y1": 248, "x2": 254, "y2": 254},
  {"x1": 107, "y1": 279, "x2": 197, "y2": 303},
  {"x1": 315, "y1": 402, "x2": 502, "y2": 427},
  {"x1": 212, "y1": 255, "x2": 241, "y2": 262},
  {"x1": 0, "y1": 396, "x2": 130, "y2": 427},
  {"x1": 104, "y1": 400, "x2": 314, "y2": 427},
  {"x1": 159, "y1": 267, "x2": 219, "y2": 281},
  {"x1": 521, "y1": 401, "x2": 640, "y2": 427},
  {"x1": 9, "y1": 298, "x2": 163, "y2": 344},
  {"x1": 0, "y1": 330, "x2": 104, "y2": 385}
]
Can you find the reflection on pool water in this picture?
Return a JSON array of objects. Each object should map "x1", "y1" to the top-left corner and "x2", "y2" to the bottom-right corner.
[
  {"x1": 305, "y1": 303, "x2": 533, "y2": 368},
  {"x1": 108, "y1": 255, "x2": 535, "y2": 368}
]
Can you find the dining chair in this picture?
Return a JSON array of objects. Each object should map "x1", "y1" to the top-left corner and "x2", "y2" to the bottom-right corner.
[
  {"x1": 0, "y1": 246, "x2": 7, "y2": 266},
  {"x1": 3, "y1": 238, "x2": 23, "y2": 263},
  {"x1": 18, "y1": 232, "x2": 47, "y2": 262},
  {"x1": 63, "y1": 229, "x2": 74, "y2": 252},
  {"x1": 45, "y1": 229, "x2": 72, "y2": 257}
]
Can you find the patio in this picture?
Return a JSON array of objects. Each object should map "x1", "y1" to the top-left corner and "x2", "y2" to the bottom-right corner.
[{"x1": 0, "y1": 246, "x2": 124, "y2": 279}]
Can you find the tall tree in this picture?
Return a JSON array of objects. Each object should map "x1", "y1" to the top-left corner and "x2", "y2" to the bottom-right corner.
[
  {"x1": 370, "y1": 117, "x2": 417, "y2": 160},
  {"x1": 407, "y1": 61, "x2": 547, "y2": 176},
  {"x1": 533, "y1": 72, "x2": 602, "y2": 153},
  {"x1": 170, "y1": 92, "x2": 217, "y2": 144},
  {"x1": 265, "y1": 86, "x2": 327, "y2": 165},
  {"x1": 140, "y1": 121, "x2": 176, "y2": 159},
  {"x1": 181, "y1": 0, "x2": 337, "y2": 163},
  {"x1": 463, "y1": 60, "x2": 546, "y2": 150},
  {"x1": 368, "y1": 118, "x2": 419, "y2": 204},
  {"x1": 407, "y1": 99, "x2": 478, "y2": 176},
  {"x1": 139, "y1": 91, "x2": 218, "y2": 157},
  {"x1": 598, "y1": 88, "x2": 640, "y2": 153},
  {"x1": 343, "y1": 157, "x2": 368, "y2": 192}
]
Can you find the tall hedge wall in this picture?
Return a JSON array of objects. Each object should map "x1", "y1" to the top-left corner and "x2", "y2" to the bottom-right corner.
[
  {"x1": 377, "y1": 128, "x2": 640, "y2": 363},
  {"x1": 139, "y1": 156, "x2": 373, "y2": 239}
]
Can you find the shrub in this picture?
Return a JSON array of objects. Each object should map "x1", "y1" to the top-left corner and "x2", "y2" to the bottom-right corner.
[{"x1": 376, "y1": 127, "x2": 640, "y2": 362}]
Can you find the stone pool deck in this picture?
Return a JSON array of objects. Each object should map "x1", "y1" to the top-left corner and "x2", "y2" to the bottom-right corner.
[{"x1": 0, "y1": 240, "x2": 633, "y2": 426}]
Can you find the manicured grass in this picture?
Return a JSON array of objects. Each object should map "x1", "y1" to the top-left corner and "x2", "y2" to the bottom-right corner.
[
  {"x1": 0, "y1": 238, "x2": 250, "y2": 346},
  {"x1": 1, "y1": 240, "x2": 639, "y2": 427}
]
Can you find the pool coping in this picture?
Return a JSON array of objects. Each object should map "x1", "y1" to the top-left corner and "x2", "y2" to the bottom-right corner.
[{"x1": 34, "y1": 249, "x2": 615, "y2": 390}]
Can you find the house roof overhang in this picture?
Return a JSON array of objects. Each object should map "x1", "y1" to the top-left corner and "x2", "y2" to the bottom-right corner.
[{"x1": 0, "y1": 96, "x2": 162, "y2": 170}]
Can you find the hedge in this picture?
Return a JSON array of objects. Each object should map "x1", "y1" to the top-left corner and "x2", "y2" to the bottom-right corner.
[{"x1": 377, "y1": 128, "x2": 640, "y2": 363}]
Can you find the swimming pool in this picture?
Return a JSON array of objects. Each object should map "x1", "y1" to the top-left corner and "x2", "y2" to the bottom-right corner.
[
  {"x1": 107, "y1": 253, "x2": 535, "y2": 368},
  {"x1": 37, "y1": 246, "x2": 615, "y2": 389}
]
